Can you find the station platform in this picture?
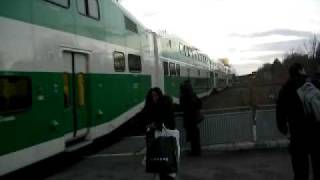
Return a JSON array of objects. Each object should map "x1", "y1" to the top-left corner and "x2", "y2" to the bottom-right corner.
[
  {"x1": 43, "y1": 136, "x2": 292, "y2": 180},
  {"x1": 2, "y1": 102, "x2": 294, "y2": 180}
]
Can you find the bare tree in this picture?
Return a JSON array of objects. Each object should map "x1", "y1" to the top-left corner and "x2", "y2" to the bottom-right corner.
[
  {"x1": 316, "y1": 41, "x2": 320, "y2": 62},
  {"x1": 303, "y1": 34, "x2": 320, "y2": 60}
]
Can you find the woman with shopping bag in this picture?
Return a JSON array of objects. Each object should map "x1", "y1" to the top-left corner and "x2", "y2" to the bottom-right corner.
[{"x1": 142, "y1": 93, "x2": 180, "y2": 180}]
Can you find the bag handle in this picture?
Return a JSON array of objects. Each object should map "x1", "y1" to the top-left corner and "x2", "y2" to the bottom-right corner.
[{"x1": 161, "y1": 123, "x2": 170, "y2": 136}]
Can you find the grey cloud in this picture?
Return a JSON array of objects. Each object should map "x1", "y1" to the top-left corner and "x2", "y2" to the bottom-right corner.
[
  {"x1": 247, "y1": 39, "x2": 307, "y2": 52},
  {"x1": 230, "y1": 29, "x2": 316, "y2": 38},
  {"x1": 245, "y1": 53, "x2": 285, "y2": 62},
  {"x1": 308, "y1": 18, "x2": 320, "y2": 26},
  {"x1": 239, "y1": 39, "x2": 309, "y2": 64},
  {"x1": 234, "y1": 54, "x2": 284, "y2": 75}
]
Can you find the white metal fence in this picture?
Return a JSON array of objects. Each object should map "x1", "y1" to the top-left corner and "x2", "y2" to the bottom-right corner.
[
  {"x1": 255, "y1": 109, "x2": 287, "y2": 144},
  {"x1": 176, "y1": 106, "x2": 287, "y2": 148}
]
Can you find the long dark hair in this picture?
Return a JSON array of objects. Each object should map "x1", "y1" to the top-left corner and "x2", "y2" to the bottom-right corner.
[{"x1": 144, "y1": 87, "x2": 163, "y2": 109}]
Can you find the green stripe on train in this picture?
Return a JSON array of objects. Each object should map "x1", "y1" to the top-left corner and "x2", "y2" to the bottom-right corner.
[{"x1": 0, "y1": 71, "x2": 151, "y2": 156}]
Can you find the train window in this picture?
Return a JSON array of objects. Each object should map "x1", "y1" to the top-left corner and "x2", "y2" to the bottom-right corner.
[
  {"x1": 176, "y1": 64, "x2": 181, "y2": 76},
  {"x1": 77, "y1": 0, "x2": 86, "y2": 14},
  {"x1": 77, "y1": 0, "x2": 100, "y2": 20},
  {"x1": 0, "y1": 76, "x2": 32, "y2": 114},
  {"x1": 113, "y1": 51, "x2": 126, "y2": 72},
  {"x1": 163, "y1": 62, "x2": 169, "y2": 76},
  {"x1": 128, "y1": 54, "x2": 142, "y2": 72},
  {"x1": 169, "y1": 62, "x2": 176, "y2": 76},
  {"x1": 168, "y1": 40, "x2": 172, "y2": 48},
  {"x1": 88, "y1": 0, "x2": 99, "y2": 18},
  {"x1": 125, "y1": 16, "x2": 138, "y2": 33},
  {"x1": 44, "y1": 0, "x2": 69, "y2": 8}
]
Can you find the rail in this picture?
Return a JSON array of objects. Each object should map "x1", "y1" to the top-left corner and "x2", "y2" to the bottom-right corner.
[{"x1": 175, "y1": 105, "x2": 288, "y2": 149}]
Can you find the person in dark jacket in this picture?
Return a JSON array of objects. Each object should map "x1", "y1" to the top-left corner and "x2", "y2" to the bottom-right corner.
[
  {"x1": 276, "y1": 63, "x2": 319, "y2": 180},
  {"x1": 157, "y1": 95, "x2": 176, "y2": 130},
  {"x1": 312, "y1": 64, "x2": 320, "y2": 87},
  {"x1": 141, "y1": 90, "x2": 178, "y2": 180},
  {"x1": 180, "y1": 80, "x2": 202, "y2": 156},
  {"x1": 137, "y1": 87, "x2": 164, "y2": 130},
  {"x1": 155, "y1": 95, "x2": 179, "y2": 180}
]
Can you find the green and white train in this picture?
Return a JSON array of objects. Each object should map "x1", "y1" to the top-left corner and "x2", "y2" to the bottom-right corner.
[{"x1": 0, "y1": 0, "x2": 230, "y2": 176}]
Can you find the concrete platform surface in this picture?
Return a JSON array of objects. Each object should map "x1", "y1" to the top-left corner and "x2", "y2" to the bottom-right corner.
[
  {"x1": 45, "y1": 149, "x2": 293, "y2": 180},
  {"x1": 95, "y1": 136, "x2": 145, "y2": 155}
]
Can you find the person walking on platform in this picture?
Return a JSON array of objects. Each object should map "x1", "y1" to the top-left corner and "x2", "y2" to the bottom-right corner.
[
  {"x1": 136, "y1": 87, "x2": 164, "y2": 131},
  {"x1": 143, "y1": 91, "x2": 180, "y2": 180},
  {"x1": 276, "y1": 63, "x2": 320, "y2": 180},
  {"x1": 180, "y1": 80, "x2": 203, "y2": 156},
  {"x1": 154, "y1": 95, "x2": 180, "y2": 180}
]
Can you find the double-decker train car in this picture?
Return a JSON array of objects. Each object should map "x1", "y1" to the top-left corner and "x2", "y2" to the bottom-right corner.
[
  {"x1": 226, "y1": 66, "x2": 234, "y2": 87},
  {"x1": 157, "y1": 35, "x2": 213, "y2": 100},
  {"x1": 212, "y1": 60, "x2": 229, "y2": 91},
  {"x1": 0, "y1": 0, "x2": 227, "y2": 175}
]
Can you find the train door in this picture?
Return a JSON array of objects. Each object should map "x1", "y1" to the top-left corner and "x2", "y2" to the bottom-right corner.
[{"x1": 63, "y1": 51, "x2": 90, "y2": 142}]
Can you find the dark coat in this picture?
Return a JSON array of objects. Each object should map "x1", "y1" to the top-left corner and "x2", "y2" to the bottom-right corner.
[
  {"x1": 138, "y1": 102, "x2": 162, "y2": 128},
  {"x1": 159, "y1": 95, "x2": 176, "y2": 130},
  {"x1": 137, "y1": 95, "x2": 176, "y2": 131},
  {"x1": 276, "y1": 74, "x2": 318, "y2": 141},
  {"x1": 312, "y1": 73, "x2": 320, "y2": 87},
  {"x1": 180, "y1": 93, "x2": 202, "y2": 128}
]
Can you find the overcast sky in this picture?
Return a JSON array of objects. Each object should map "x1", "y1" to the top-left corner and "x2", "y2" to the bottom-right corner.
[{"x1": 120, "y1": 0, "x2": 320, "y2": 75}]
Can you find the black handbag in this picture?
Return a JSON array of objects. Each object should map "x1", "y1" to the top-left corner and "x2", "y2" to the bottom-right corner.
[{"x1": 146, "y1": 135, "x2": 178, "y2": 173}]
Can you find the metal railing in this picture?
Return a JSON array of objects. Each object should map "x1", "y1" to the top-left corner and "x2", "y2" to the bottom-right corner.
[
  {"x1": 176, "y1": 106, "x2": 287, "y2": 148},
  {"x1": 200, "y1": 111, "x2": 253, "y2": 145},
  {"x1": 255, "y1": 109, "x2": 287, "y2": 144}
]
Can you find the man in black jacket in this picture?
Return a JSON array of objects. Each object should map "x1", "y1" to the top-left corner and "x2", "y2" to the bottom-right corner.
[
  {"x1": 276, "y1": 63, "x2": 320, "y2": 180},
  {"x1": 180, "y1": 80, "x2": 202, "y2": 156}
]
